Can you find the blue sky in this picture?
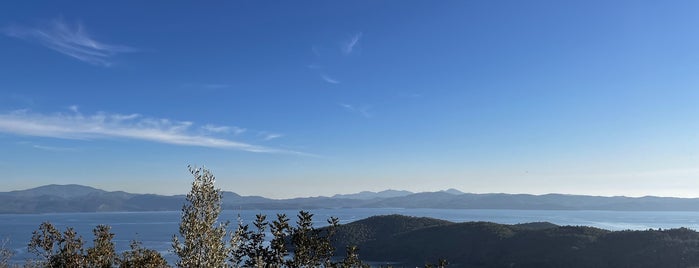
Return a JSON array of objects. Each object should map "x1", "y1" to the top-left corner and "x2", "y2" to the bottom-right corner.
[{"x1": 1, "y1": 1, "x2": 698, "y2": 198}]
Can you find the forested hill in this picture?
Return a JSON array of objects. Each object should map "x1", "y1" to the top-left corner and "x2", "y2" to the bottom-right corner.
[
  {"x1": 331, "y1": 215, "x2": 699, "y2": 267},
  {"x1": 5, "y1": 184, "x2": 699, "y2": 213}
]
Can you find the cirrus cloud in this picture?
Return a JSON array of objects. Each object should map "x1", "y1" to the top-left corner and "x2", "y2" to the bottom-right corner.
[
  {"x1": 0, "y1": 109, "x2": 304, "y2": 155},
  {"x1": 2, "y1": 18, "x2": 136, "y2": 66}
]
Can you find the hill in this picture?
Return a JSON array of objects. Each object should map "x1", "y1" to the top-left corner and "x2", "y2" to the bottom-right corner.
[{"x1": 331, "y1": 215, "x2": 699, "y2": 267}]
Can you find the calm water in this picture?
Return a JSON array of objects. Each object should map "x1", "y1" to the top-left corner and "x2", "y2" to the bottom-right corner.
[{"x1": 3, "y1": 208, "x2": 699, "y2": 263}]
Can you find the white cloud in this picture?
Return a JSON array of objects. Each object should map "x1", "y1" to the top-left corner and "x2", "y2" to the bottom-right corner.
[
  {"x1": 67, "y1": 105, "x2": 79, "y2": 113},
  {"x1": 341, "y1": 32, "x2": 363, "y2": 55},
  {"x1": 2, "y1": 18, "x2": 136, "y2": 66},
  {"x1": 0, "y1": 109, "x2": 297, "y2": 154},
  {"x1": 201, "y1": 124, "x2": 231, "y2": 133},
  {"x1": 339, "y1": 103, "x2": 372, "y2": 118},
  {"x1": 202, "y1": 124, "x2": 247, "y2": 135},
  {"x1": 263, "y1": 133, "x2": 283, "y2": 141},
  {"x1": 32, "y1": 144, "x2": 78, "y2": 152},
  {"x1": 231, "y1": 127, "x2": 247, "y2": 135},
  {"x1": 321, "y1": 74, "x2": 340, "y2": 84}
]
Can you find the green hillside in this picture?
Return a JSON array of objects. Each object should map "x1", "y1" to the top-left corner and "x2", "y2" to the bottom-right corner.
[{"x1": 332, "y1": 215, "x2": 699, "y2": 267}]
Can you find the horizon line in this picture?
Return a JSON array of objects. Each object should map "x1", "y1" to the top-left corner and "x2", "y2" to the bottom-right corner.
[{"x1": 7, "y1": 183, "x2": 699, "y2": 200}]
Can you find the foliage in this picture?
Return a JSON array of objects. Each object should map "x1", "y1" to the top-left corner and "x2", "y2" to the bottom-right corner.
[
  {"x1": 338, "y1": 245, "x2": 369, "y2": 268},
  {"x1": 172, "y1": 166, "x2": 229, "y2": 267},
  {"x1": 289, "y1": 211, "x2": 339, "y2": 267},
  {"x1": 28, "y1": 222, "x2": 85, "y2": 267},
  {"x1": 269, "y1": 213, "x2": 291, "y2": 266},
  {"x1": 228, "y1": 211, "x2": 343, "y2": 268},
  {"x1": 0, "y1": 238, "x2": 13, "y2": 268},
  {"x1": 117, "y1": 240, "x2": 169, "y2": 268},
  {"x1": 85, "y1": 225, "x2": 116, "y2": 268}
]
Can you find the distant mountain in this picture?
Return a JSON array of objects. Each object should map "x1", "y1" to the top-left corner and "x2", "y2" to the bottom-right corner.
[
  {"x1": 361, "y1": 192, "x2": 699, "y2": 211},
  {"x1": 331, "y1": 190, "x2": 413, "y2": 200},
  {"x1": 6, "y1": 184, "x2": 699, "y2": 213},
  {"x1": 441, "y1": 188, "x2": 465, "y2": 195},
  {"x1": 332, "y1": 215, "x2": 699, "y2": 267},
  {"x1": 6, "y1": 184, "x2": 107, "y2": 198}
]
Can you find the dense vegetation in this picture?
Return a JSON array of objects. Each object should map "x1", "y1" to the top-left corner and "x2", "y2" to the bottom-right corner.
[
  {"x1": 331, "y1": 215, "x2": 699, "y2": 267},
  {"x1": 4, "y1": 167, "x2": 699, "y2": 267}
]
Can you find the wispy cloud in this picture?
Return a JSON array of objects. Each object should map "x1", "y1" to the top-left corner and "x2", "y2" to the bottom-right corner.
[
  {"x1": 67, "y1": 105, "x2": 79, "y2": 113},
  {"x1": 341, "y1": 32, "x2": 363, "y2": 55},
  {"x1": 321, "y1": 74, "x2": 340, "y2": 84},
  {"x1": 259, "y1": 132, "x2": 283, "y2": 141},
  {"x1": 2, "y1": 18, "x2": 136, "y2": 66},
  {"x1": 32, "y1": 144, "x2": 78, "y2": 152},
  {"x1": 0, "y1": 109, "x2": 299, "y2": 154},
  {"x1": 202, "y1": 124, "x2": 246, "y2": 135},
  {"x1": 339, "y1": 103, "x2": 372, "y2": 118}
]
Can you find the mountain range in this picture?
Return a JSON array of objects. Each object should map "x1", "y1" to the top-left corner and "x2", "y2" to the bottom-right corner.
[{"x1": 2, "y1": 184, "x2": 699, "y2": 214}]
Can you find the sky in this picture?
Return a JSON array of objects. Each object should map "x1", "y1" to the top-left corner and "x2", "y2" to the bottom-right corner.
[{"x1": 0, "y1": 1, "x2": 698, "y2": 198}]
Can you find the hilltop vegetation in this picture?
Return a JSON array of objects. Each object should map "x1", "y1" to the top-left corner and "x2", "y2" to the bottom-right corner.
[{"x1": 331, "y1": 215, "x2": 699, "y2": 267}]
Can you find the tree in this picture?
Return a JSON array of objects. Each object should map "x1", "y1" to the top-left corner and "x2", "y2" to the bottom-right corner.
[
  {"x1": 424, "y1": 259, "x2": 449, "y2": 268},
  {"x1": 172, "y1": 166, "x2": 229, "y2": 267},
  {"x1": 118, "y1": 240, "x2": 169, "y2": 268},
  {"x1": 244, "y1": 214, "x2": 273, "y2": 267},
  {"x1": 86, "y1": 225, "x2": 116, "y2": 268},
  {"x1": 27, "y1": 222, "x2": 62, "y2": 265},
  {"x1": 269, "y1": 214, "x2": 291, "y2": 266},
  {"x1": 56, "y1": 228, "x2": 85, "y2": 267},
  {"x1": 339, "y1": 245, "x2": 369, "y2": 268},
  {"x1": 0, "y1": 238, "x2": 13, "y2": 268},
  {"x1": 28, "y1": 222, "x2": 85, "y2": 267},
  {"x1": 229, "y1": 216, "x2": 250, "y2": 267},
  {"x1": 289, "y1": 211, "x2": 340, "y2": 267}
]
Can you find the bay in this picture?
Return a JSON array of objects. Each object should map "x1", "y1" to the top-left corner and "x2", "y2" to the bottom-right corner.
[{"x1": 3, "y1": 208, "x2": 699, "y2": 264}]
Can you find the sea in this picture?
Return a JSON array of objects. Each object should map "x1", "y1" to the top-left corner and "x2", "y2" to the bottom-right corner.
[{"x1": 3, "y1": 208, "x2": 699, "y2": 264}]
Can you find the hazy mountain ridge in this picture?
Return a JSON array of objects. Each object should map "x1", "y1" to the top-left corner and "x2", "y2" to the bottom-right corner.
[
  {"x1": 4, "y1": 185, "x2": 699, "y2": 213},
  {"x1": 331, "y1": 189, "x2": 414, "y2": 200}
]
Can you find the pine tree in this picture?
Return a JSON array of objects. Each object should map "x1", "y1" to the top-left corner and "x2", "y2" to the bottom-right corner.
[
  {"x1": 339, "y1": 245, "x2": 368, "y2": 268},
  {"x1": 289, "y1": 211, "x2": 339, "y2": 267},
  {"x1": 269, "y1": 214, "x2": 291, "y2": 266}
]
